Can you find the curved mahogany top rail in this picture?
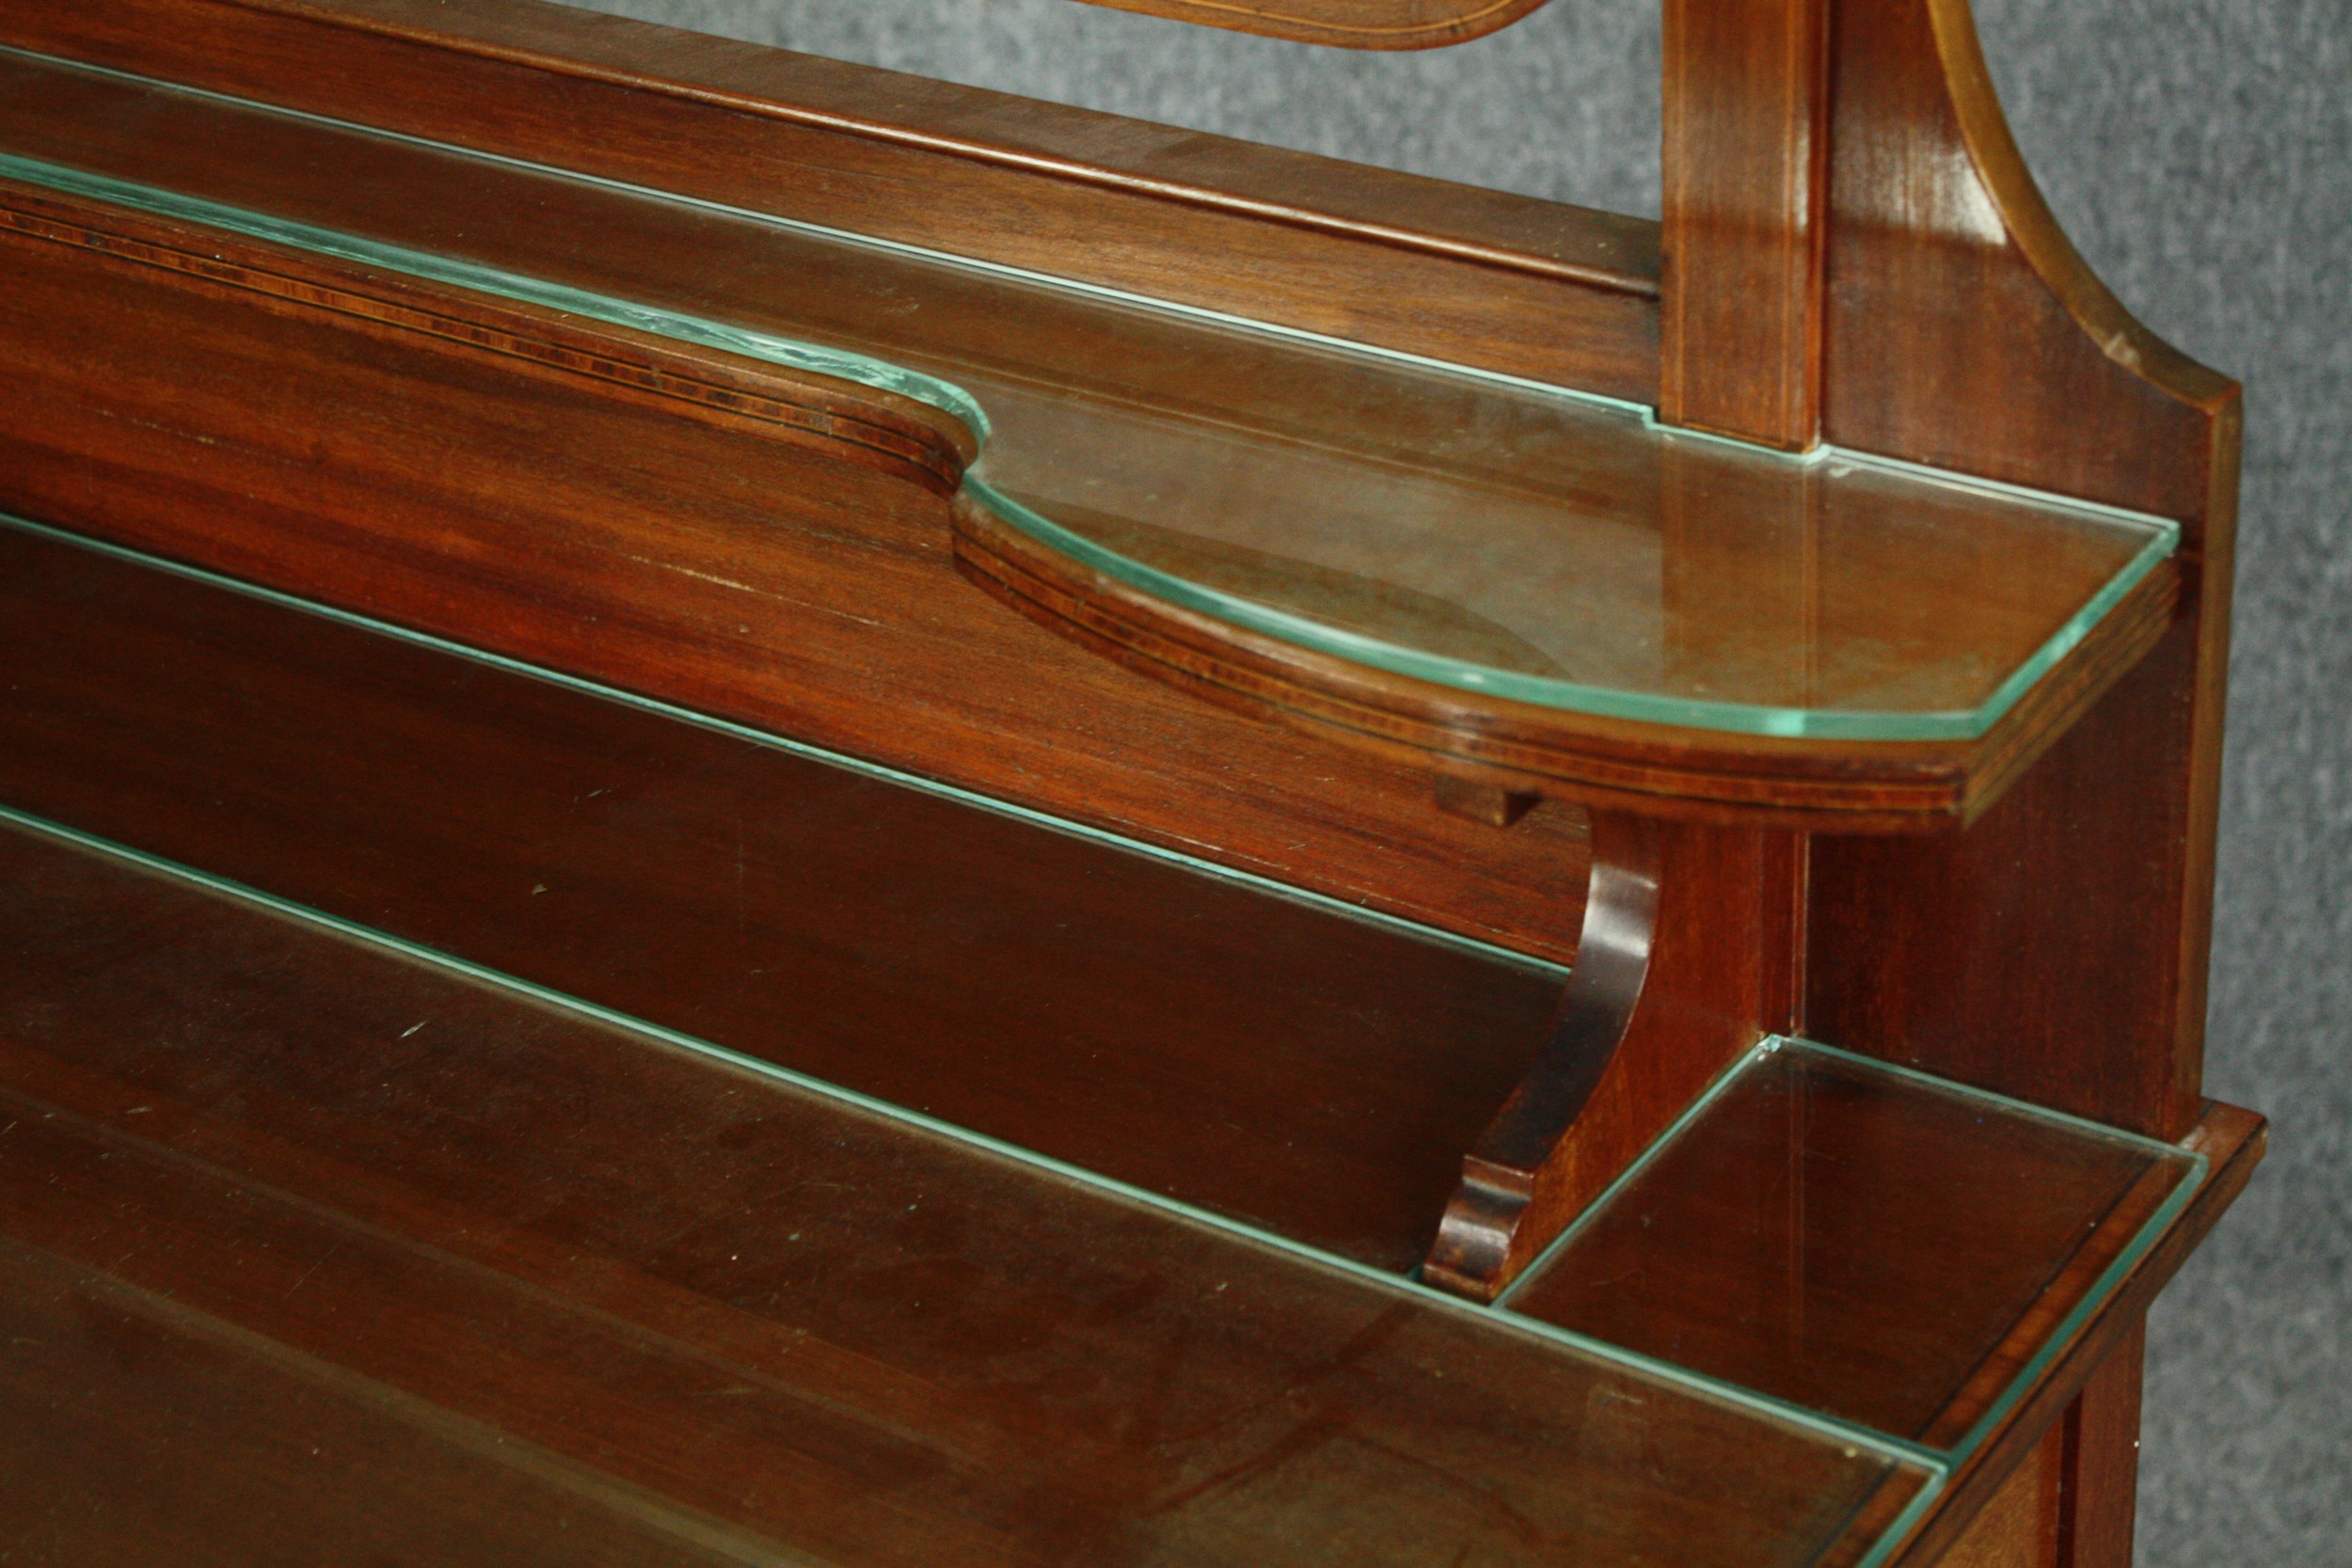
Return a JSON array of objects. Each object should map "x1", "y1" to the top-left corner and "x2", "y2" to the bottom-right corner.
[{"x1": 1058, "y1": 0, "x2": 1552, "y2": 49}]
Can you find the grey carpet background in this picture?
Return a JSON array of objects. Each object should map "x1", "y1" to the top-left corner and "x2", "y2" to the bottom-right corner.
[{"x1": 559, "y1": 1, "x2": 2348, "y2": 1557}]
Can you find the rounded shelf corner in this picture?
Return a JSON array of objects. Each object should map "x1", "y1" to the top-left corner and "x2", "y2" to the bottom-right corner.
[{"x1": 950, "y1": 480, "x2": 2181, "y2": 832}]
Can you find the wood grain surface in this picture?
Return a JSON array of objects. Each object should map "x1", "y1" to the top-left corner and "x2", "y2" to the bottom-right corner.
[
  {"x1": 0, "y1": 0, "x2": 1660, "y2": 396},
  {"x1": 0, "y1": 518, "x2": 1571, "y2": 1275},
  {"x1": 1791, "y1": 17, "x2": 2247, "y2": 1545},
  {"x1": 1056, "y1": 0, "x2": 1552, "y2": 50},
  {"x1": 1879, "y1": 1107, "x2": 2264, "y2": 1568},
  {"x1": 0, "y1": 6, "x2": 2262, "y2": 1560},
  {"x1": 1806, "y1": 0, "x2": 2242, "y2": 1140},
  {"x1": 1502, "y1": 1046, "x2": 2223, "y2": 1449},
  {"x1": 956, "y1": 490, "x2": 2180, "y2": 832},
  {"x1": 1661, "y1": 0, "x2": 1830, "y2": 448}
]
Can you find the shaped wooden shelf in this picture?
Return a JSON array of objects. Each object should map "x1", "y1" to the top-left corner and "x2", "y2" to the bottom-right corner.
[
  {"x1": 0, "y1": 46, "x2": 2180, "y2": 833},
  {"x1": 951, "y1": 462, "x2": 2177, "y2": 833}
]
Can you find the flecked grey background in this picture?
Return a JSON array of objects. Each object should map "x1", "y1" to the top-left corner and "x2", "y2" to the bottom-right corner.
[{"x1": 559, "y1": 1, "x2": 2348, "y2": 1557}]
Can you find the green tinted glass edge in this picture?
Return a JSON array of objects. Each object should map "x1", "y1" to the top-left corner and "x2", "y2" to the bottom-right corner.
[
  {"x1": 0, "y1": 150, "x2": 993, "y2": 444},
  {"x1": 0, "y1": 43, "x2": 1660, "y2": 422},
  {"x1": 968, "y1": 478, "x2": 2177, "y2": 741},
  {"x1": 0, "y1": 510, "x2": 1563, "y2": 982},
  {"x1": 1489, "y1": 1034, "x2": 1784, "y2": 1310},
  {"x1": 1495, "y1": 1034, "x2": 2209, "y2": 1472},
  {"x1": 1943, "y1": 1144, "x2": 2205, "y2": 1467},
  {"x1": 1763, "y1": 1038, "x2": 2207, "y2": 1478}
]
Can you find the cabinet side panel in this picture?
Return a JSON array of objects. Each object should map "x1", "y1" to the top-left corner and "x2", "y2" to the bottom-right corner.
[{"x1": 1806, "y1": 0, "x2": 2237, "y2": 1139}]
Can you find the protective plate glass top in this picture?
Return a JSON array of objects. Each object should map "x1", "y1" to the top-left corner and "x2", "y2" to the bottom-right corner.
[
  {"x1": 0, "y1": 47, "x2": 2172, "y2": 742},
  {"x1": 0, "y1": 820, "x2": 1931, "y2": 1568},
  {"x1": 1501, "y1": 1040, "x2": 2205, "y2": 1455}
]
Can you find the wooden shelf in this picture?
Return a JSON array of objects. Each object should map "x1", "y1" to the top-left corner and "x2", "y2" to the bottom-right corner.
[
  {"x1": 953, "y1": 488, "x2": 2176, "y2": 832},
  {"x1": 0, "y1": 47, "x2": 2181, "y2": 830},
  {"x1": 1501, "y1": 1041, "x2": 2259, "y2": 1453},
  {"x1": 0, "y1": 516, "x2": 1565, "y2": 1277}
]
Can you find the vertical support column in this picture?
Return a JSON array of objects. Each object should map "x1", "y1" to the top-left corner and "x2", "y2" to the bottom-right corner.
[
  {"x1": 2057, "y1": 1322, "x2": 2148, "y2": 1568},
  {"x1": 1805, "y1": 0, "x2": 2239, "y2": 1141},
  {"x1": 1660, "y1": 0, "x2": 1832, "y2": 450}
]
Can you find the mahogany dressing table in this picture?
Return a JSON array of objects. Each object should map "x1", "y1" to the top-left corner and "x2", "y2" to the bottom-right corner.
[{"x1": 0, "y1": 1, "x2": 2262, "y2": 1563}]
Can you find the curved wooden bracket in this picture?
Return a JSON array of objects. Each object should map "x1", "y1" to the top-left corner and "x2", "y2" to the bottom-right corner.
[{"x1": 1422, "y1": 811, "x2": 1660, "y2": 1301}]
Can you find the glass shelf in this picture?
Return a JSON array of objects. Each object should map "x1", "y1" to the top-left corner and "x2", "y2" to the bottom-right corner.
[
  {"x1": 0, "y1": 818, "x2": 1933, "y2": 1568},
  {"x1": 1500, "y1": 1039, "x2": 2205, "y2": 1456},
  {"x1": 0, "y1": 46, "x2": 2174, "y2": 745}
]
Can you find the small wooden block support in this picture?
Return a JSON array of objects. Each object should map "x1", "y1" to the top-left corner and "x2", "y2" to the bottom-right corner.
[{"x1": 1433, "y1": 775, "x2": 1543, "y2": 830}]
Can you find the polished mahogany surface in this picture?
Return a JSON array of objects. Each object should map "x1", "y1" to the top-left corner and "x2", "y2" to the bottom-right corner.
[
  {"x1": 0, "y1": 516, "x2": 1564, "y2": 1275},
  {"x1": 1502, "y1": 1043, "x2": 2201, "y2": 1449},
  {"x1": 1049, "y1": 0, "x2": 1554, "y2": 50},
  {"x1": 0, "y1": 1243, "x2": 739, "y2": 1567},
  {"x1": 0, "y1": 821, "x2": 1931, "y2": 1567},
  {"x1": 0, "y1": 4, "x2": 2265, "y2": 1560}
]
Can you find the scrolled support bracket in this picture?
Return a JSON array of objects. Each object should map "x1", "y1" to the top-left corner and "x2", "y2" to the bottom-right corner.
[{"x1": 1422, "y1": 809, "x2": 1661, "y2": 1302}]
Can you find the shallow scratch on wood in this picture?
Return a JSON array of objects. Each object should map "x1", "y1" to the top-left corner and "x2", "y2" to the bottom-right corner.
[
  {"x1": 285, "y1": 1239, "x2": 344, "y2": 1299},
  {"x1": 614, "y1": 550, "x2": 888, "y2": 629}
]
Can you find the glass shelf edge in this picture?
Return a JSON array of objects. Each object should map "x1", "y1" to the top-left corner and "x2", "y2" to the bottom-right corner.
[
  {"x1": 1788, "y1": 1037, "x2": 2207, "y2": 1161},
  {"x1": 1940, "y1": 1146, "x2": 2207, "y2": 1470},
  {"x1": 1495, "y1": 1033, "x2": 2213, "y2": 1468},
  {"x1": 967, "y1": 481, "x2": 2176, "y2": 742},
  {"x1": 1772, "y1": 1039, "x2": 2214, "y2": 1470},
  {"x1": 0, "y1": 511, "x2": 1565, "y2": 983},
  {"x1": 1638, "y1": 406, "x2": 2187, "y2": 533},
  {"x1": 0, "y1": 795, "x2": 1937, "y2": 1483},
  {"x1": 1851, "y1": 1471, "x2": 1951, "y2": 1568},
  {"x1": 1937, "y1": 518, "x2": 2179, "y2": 740},
  {"x1": 0, "y1": 42, "x2": 1663, "y2": 427},
  {"x1": 0, "y1": 147, "x2": 995, "y2": 442},
  {"x1": 1488, "y1": 1035, "x2": 1786, "y2": 1310},
  {"x1": 8, "y1": 40, "x2": 2190, "y2": 532}
]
